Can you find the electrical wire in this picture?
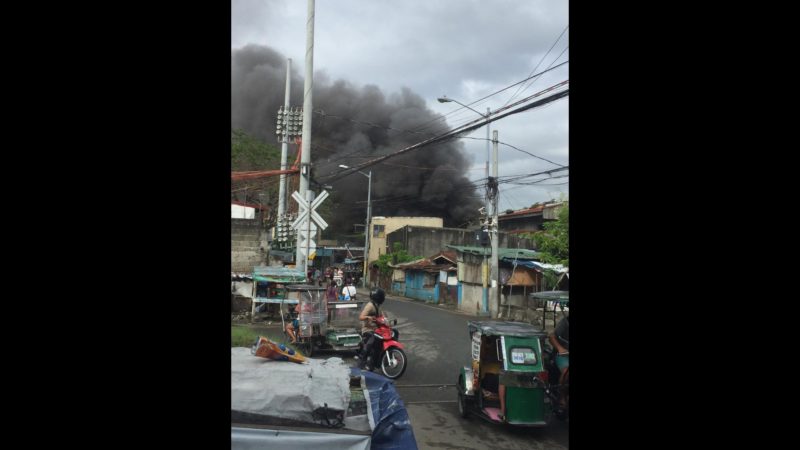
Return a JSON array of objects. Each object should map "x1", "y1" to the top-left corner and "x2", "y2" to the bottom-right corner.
[
  {"x1": 318, "y1": 87, "x2": 569, "y2": 184},
  {"x1": 458, "y1": 136, "x2": 566, "y2": 168},
  {"x1": 504, "y1": 25, "x2": 569, "y2": 106},
  {"x1": 404, "y1": 61, "x2": 569, "y2": 136}
]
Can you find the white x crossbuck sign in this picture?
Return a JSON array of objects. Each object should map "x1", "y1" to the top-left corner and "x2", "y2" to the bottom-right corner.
[{"x1": 291, "y1": 190, "x2": 329, "y2": 231}]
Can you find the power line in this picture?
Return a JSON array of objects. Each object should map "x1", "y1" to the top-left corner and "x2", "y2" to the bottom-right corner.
[
  {"x1": 514, "y1": 45, "x2": 568, "y2": 100},
  {"x1": 319, "y1": 86, "x2": 569, "y2": 184},
  {"x1": 504, "y1": 25, "x2": 569, "y2": 106},
  {"x1": 506, "y1": 175, "x2": 569, "y2": 185},
  {"x1": 533, "y1": 181, "x2": 569, "y2": 186},
  {"x1": 410, "y1": 61, "x2": 569, "y2": 136},
  {"x1": 459, "y1": 136, "x2": 566, "y2": 168}
]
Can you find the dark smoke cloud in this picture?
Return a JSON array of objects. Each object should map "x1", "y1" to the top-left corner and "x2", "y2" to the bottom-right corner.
[{"x1": 232, "y1": 44, "x2": 482, "y2": 235}]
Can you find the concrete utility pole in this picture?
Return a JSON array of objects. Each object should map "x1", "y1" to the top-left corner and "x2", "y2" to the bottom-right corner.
[
  {"x1": 363, "y1": 171, "x2": 372, "y2": 288},
  {"x1": 483, "y1": 107, "x2": 491, "y2": 314},
  {"x1": 490, "y1": 130, "x2": 500, "y2": 318},
  {"x1": 339, "y1": 165, "x2": 371, "y2": 288},
  {"x1": 296, "y1": 0, "x2": 315, "y2": 274},
  {"x1": 277, "y1": 59, "x2": 291, "y2": 224}
]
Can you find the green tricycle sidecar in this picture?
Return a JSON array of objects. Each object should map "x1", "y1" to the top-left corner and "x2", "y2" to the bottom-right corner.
[{"x1": 457, "y1": 320, "x2": 553, "y2": 426}]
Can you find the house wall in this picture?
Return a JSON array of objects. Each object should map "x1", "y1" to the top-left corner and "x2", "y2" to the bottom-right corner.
[
  {"x1": 455, "y1": 253, "x2": 545, "y2": 317},
  {"x1": 391, "y1": 280, "x2": 404, "y2": 296},
  {"x1": 404, "y1": 271, "x2": 439, "y2": 303},
  {"x1": 498, "y1": 215, "x2": 544, "y2": 233},
  {"x1": 499, "y1": 266, "x2": 537, "y2": 286},
  {"x1": 457, "y1": 253, "x2": 488, "y2": 285},
  {"x1": 458, "y1": 283, "x2": 485, "y2": 314},
  {"x1": 232, "y1": 218, "x2": 268, "y2": 273},
  {"x1": 438, "y1": 271, "x2": 458, "y2": 305},
  {"x1": 543, "y1": 202, "x2": 567, "y2": 220},
  {"x1": 368, "y1": 217, "x2": 443, "y2": 263}
]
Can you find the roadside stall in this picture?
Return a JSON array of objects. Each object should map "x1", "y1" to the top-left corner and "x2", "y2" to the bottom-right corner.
[{"x1": 251, "y1": 266, "x2": 307, "y2": 322}]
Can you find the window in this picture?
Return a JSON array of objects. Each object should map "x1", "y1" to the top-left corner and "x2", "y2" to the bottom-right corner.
[
  {"x1": 373, "y1": 224, "x2": 385, "y2": 238},
  {"x1": 509, "y1": 347, "x2": 538, "y2": 365}
]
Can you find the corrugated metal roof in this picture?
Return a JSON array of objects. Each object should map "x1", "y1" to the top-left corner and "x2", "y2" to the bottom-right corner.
[
  {"x1": 533, "y1": 262, "x2": 567, "y2": 272},
  {"x1": 500, "y1": 202, "x2": 566, "y2": 221},
  {"x1": 392, "y1": 257, "x2": 428, "y2": 267},
  {"x1": 529, "y1": 290, "x2": 569, "y2": 301},
  {"x1": 448, "y1": 245, "x2": 539, "y2": 260},
  {"x1": 447, "y1": 245, "x2": 490, "y2": 256},
  {"x1": 431, "y1": 250, "x2": 457, "y2": 265},
  {"x1": 252, "y1": 266, "x2": 307, "y2": 283},
  {"x1": 390, "y1": 257, "x2": 455, "y2": 272},
  {"x1": 498, "y1": 205, "x2": 544, "y2": 220},
  {"x1": 505, "y1": 260, "x2": 568, "y2": 273}
]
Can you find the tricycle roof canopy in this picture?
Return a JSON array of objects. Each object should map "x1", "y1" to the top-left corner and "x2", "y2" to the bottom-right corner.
[{"x1": 468, "y1": 320, "x2": 548, "y2": 338}]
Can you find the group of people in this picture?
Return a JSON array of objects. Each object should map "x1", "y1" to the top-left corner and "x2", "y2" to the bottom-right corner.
[{"x1": 324, "y1": 279, "x2": 357, "y2": 301}]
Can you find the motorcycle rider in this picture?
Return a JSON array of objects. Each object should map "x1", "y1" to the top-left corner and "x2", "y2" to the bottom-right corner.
[{"x1": 357, "y1": 288, "x2": 385, "y2": 371}]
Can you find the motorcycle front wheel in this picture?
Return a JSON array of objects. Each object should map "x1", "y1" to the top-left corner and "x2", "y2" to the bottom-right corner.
[{"x1": 380, "y1": 347, "x2": 407, "y2": 379}]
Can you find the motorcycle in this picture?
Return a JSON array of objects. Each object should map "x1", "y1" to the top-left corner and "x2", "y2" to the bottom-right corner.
[{"x1": 360, "y1": 315, "x2": 407, "y2": 380}]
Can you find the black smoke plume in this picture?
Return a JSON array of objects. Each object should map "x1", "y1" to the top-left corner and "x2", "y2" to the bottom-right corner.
[{"x1": 232, "y1": 44, "x2": 481, "y2": 236}]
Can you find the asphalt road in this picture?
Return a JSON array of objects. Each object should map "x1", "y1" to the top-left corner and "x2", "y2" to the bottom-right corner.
[
  {"x1": 240, "y1": 290, "x2": 569, "y2": 449},
  {"x1": 362, "y1": 290, "x2": 569, "y2": 449}
]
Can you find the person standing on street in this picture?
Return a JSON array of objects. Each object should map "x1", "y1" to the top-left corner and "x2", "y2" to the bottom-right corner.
[
  {"x1": 369, "y1": 264, "x2": 380, "y2": 289},
  {"x1": 343, "y1": 280, "x2": 358, "y2": 301}
]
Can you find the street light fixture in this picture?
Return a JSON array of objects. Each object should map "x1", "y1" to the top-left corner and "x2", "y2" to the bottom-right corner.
[
  {"x1": 437, "y1": 94, "x2": 493, "y2": 315},
  {"x1": 437, "y1": 96, "x2": 489, "y2": 120},
  {"x1": 339, "y1": 164, "x2": 372, "y2": 289}
]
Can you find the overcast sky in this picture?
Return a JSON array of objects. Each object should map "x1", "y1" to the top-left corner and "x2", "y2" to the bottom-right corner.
[{"x1": 232, "y1": 0, "x2": 569, "y2": 212}]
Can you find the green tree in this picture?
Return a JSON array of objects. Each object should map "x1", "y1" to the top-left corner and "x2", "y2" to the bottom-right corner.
[
  {"x1": 231, "y1": 129, "x2": 284, "y2": 229},
  {"x1": 525, "y1": 204, "x2": 569, "y2": 266},
  {"x1": 376, "y1": 242, "x2": 420, "y2": 276},
  {"x1": 231, "y1": 129, "x2": 282, "y2": 205},
  {"x1": 231, "y1": 129, "x2": 281, "y2": 171}
]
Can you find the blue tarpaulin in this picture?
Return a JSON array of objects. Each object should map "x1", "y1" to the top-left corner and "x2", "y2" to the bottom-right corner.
[{"x1": 350, "y1": 368, "x2": 418, "y2": 450}]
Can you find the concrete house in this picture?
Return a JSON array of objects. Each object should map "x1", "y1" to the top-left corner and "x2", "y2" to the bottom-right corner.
[
  {"x1": 389, "y1": 251, "x2": 457, "y2": 304},
  {"x1": 367, "y1": 216, "x2": 443, "y2": 263}
]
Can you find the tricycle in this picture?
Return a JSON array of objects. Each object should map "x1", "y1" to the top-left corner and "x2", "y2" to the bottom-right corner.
[
  {"x1": 280, "y1": 284, "x2": 368, "y2": 357},
  {"x1": 456, "y1": 321, "x2": 558, "y2": 426}
]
